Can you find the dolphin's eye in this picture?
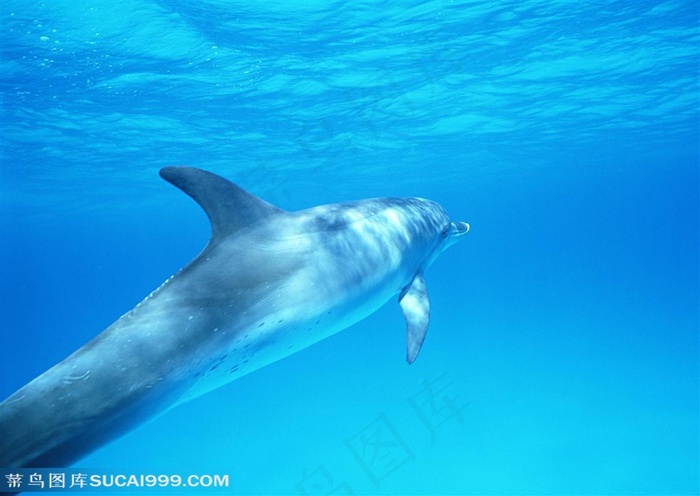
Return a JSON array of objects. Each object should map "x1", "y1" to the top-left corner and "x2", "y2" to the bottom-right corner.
[{"x1": 441, "y1": 227, "x2": 449, "y2": 238}]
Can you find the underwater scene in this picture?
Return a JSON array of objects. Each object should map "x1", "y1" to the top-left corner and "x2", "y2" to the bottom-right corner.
[{"x1": 1, "y1": 0, "x2": 698, "y2": 495}]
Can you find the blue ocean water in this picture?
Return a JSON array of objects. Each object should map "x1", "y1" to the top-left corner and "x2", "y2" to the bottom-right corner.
[{"x1": 1, "y1": 0, "x2": 698, "y2": 494}]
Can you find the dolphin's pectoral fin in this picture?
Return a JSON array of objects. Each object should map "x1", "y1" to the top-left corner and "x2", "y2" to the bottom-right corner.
[
  {"x1": 159, "y1": 166, "x2": 285, "y2": 241},
  {"x1": 399, "y1": 273, "x2": 430, "y2": 364}
]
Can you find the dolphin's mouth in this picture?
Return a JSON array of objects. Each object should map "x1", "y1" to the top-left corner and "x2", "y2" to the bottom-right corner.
[{"x1": 451, "y1": 221, "x2": 470, "y2": 236}]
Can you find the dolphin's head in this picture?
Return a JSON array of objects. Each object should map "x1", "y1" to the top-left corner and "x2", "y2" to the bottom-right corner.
[
  {"x1": 297, "y1": 196, "x2": 468, "y2": 280},
  {"x1": 386, "y1": 198, "x2": 469, "y2": 271}
]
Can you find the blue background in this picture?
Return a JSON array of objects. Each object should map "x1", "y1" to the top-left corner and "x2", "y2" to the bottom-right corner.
[{"x1": 1, "y1": 1, "x2": 698, "y2": 494}]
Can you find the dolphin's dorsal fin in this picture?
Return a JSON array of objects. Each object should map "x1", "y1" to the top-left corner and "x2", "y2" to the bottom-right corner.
[
  {"x1": 399, "y1": 272, "x2": 430, "y2": 364},
  {"x1": 160, "y1": 166, "x2": 284, "y2": 241}
]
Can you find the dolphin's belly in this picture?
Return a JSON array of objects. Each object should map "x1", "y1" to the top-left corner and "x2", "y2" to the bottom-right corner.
[{"x1": 174, "y1": 271, "x2": 401, "y2": 405}]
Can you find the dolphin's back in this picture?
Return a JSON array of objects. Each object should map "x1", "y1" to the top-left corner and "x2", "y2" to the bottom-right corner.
[{"x1": 0, "y1": 169, "x2": 296, "y2": 468}]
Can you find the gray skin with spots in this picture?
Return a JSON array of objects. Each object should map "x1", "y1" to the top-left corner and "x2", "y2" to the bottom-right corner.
[{"x1": 0, "y1": 167, "x2": 469, "y2": 468}]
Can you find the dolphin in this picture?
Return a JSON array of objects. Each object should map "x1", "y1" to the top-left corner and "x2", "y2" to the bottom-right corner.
[{"x1": 0, "y1": 167, "x2": 469, "y2": 468}]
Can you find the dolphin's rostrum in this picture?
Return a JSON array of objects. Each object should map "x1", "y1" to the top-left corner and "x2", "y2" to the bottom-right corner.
[{"x1": 0, "y1": 167, "x2": 469, "y2": 468}]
